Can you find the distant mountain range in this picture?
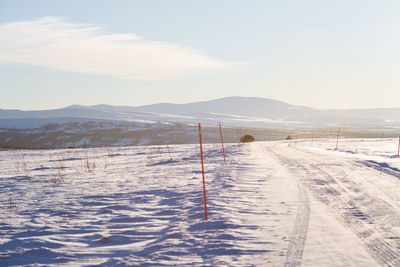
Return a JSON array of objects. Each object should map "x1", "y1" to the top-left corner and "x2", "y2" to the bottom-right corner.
[
  {"x1": 1, "y1": 96, "x2": 400, "y2": 129},
  {"x1": 2, "y1": 96, "x2": 400, "y2": 149}
]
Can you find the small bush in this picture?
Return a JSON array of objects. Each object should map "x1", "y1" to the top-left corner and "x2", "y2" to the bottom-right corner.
[
  {"x1": 286, "y1": 135, "x2": 292, "y2": 140},
  {"x1": 240, "y1": 135, "x2": 255, "y2": 142}
]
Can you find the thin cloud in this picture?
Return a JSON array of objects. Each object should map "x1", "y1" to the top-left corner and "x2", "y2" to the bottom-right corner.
[{"x1": 0, "y1": 17, "x2": 231, "y2": 80}]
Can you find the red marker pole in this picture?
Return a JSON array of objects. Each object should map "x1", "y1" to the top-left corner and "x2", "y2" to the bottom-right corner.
[
  {"x1": 335, "y1": 128, "x2": 341, "y2": 150},
  {"x1": 219, "y1": 122, "x2": 226, "y2": 163},
  {"x1": 397, "y1": 136, "x2": 400, "y2": 158},
  {"x1": 237, "y1": 128, "x2": 241, "y2": 151},
  {"x1": 198, "y1": 123, "x2": 208, "y2": 221}
]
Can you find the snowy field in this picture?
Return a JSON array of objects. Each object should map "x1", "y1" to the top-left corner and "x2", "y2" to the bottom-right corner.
[{"x1": 2, "y1": 138, "x2": 400, "y2": 266}]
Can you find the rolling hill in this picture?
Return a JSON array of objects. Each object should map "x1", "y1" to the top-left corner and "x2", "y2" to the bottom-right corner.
[{"x1": 2, "y1": 96, "x2": 400, "y2": 129}]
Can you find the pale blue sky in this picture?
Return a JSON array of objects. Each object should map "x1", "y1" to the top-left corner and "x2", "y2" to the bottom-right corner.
[{"x1": 1, "y1": 0, "x2": 400, "y2": 110}]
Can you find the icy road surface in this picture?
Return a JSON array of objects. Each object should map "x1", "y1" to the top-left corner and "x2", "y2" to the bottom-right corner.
[{"x1": 1, "y1": 138, "x2": 400, "y2": 266}]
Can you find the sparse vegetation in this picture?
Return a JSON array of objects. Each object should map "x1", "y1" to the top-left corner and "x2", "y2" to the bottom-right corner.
[
  {"x1": 7, "y1": 197, "x2": 17, "y2": 212},
  {"x1": 52, "y1": 168, "x2": 65, "y2": 184},
  {"x1": 240, "y1": 135, "x2": 255, "y2": 143},
  {"x1": 107, "y1": 147, "x2": 114, "y2": 157},
  {"x1": 22, "y1": 156, "x2": 31, "y2": 177},
  {"x1": 84, "y1": 149, "x2": 96, "y2": 171},
  {"x1": 1, "y1": 120, "x2": 399, "y2": 149},
  {"x1": 147, "y1": 153, "x2": 154, "y2": 164}
]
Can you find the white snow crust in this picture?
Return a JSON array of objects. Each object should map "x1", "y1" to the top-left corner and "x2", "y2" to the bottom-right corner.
[{"x1": 2, "y1": 138, "x2": 400, "y2": 266}]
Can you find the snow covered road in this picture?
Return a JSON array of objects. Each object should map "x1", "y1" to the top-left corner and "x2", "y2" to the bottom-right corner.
[
  {"x1": 262, "y1": 139, "x2": 400, "y2": 266},
  {"x1": 2, "y1": 139, "x2": 400, "y2": 266}
]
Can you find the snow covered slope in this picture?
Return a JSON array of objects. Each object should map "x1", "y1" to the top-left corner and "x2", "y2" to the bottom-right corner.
[
  {"x1": 2, "y1": 138, "x2": 400, "y2": 265},
  {"x1": 3, "y1": 96, "x2": 400, "y2": 129}
]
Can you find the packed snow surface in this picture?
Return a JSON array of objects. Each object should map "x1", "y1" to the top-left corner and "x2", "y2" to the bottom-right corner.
[{"x1": 2, "y1": 138, "x2": 400, "y2": 266}]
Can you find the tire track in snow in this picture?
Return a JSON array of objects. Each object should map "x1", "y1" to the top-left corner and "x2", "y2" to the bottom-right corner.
[
  {"x1": 259, "y1": 147, "x2": 310, "y2": 267},
  {"x1": 284, "y1": 180, "x2": 310, "y2": 267},
  {"x1": 270, "y1": 144, "x2": 400, "y2": 266},
  {"x1": 308, "y1": 166, "x2": 400, "y2": 266}
]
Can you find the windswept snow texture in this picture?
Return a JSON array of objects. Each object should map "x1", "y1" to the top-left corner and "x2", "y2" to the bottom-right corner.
[
  {"x1": 0, "y1": 143, "x2": 294, "y2": 266},
  {"x1": 2, "y1": 138, "x2": 400, "y2": 266}
]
